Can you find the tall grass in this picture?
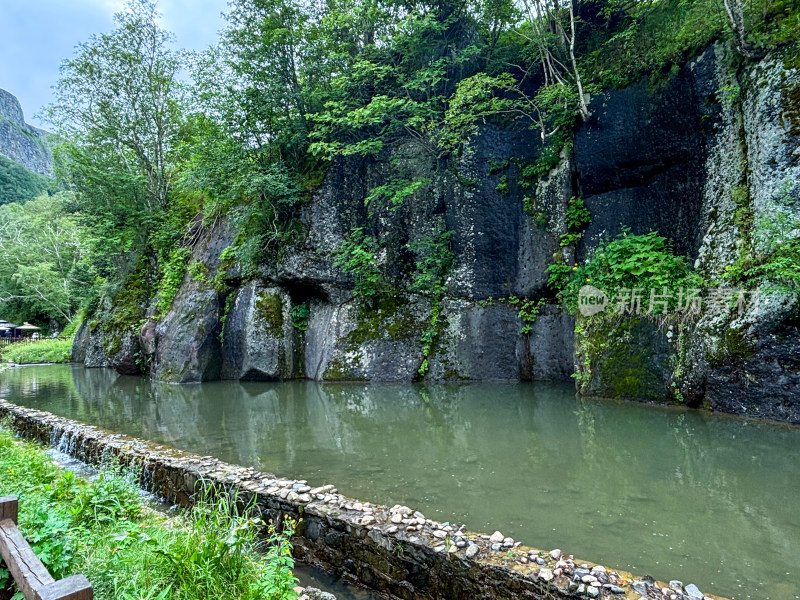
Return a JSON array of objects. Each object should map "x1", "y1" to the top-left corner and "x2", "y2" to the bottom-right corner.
[
  {"x1": 0, "y1": 426, "x2": 298, "y2": 600},
  {"x1": 1, "y1": 338, "x2": 74, "y2": 364}
]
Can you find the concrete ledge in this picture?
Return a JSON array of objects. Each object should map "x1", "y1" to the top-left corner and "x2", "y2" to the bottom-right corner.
[{"x1": 0, "y1": 400, "x2": 723, "y2": 600}]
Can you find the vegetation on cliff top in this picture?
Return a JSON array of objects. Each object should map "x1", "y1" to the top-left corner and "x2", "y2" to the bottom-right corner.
[{"x1": 1, "y1": 0, "x2": 797, "y2": 335}]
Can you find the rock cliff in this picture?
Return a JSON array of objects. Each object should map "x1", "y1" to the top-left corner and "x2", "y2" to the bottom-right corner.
[
  {"x1": 0, "y1": 88, "x2": 53, "y2": 177},
  {"x1": 74, "y1": 43, "x2": 800, "y2": 423}
]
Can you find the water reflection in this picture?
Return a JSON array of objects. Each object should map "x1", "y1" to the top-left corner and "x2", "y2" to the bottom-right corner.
[{"x1": 1, "y1": 365, "x2": 798, "y2": 600}]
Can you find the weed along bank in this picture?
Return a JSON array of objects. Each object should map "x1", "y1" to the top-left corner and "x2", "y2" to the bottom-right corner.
[{"x1": 0, "y1": 400, "x2": 729, "y2": 600}]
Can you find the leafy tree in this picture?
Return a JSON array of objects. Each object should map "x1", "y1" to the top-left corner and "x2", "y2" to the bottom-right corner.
[
  {"x1": 45, "y1": 0, "x2": 186, "y2": 275},
  {"x1": 0, "y1": 194, "x2": 93, "y2": 325}
]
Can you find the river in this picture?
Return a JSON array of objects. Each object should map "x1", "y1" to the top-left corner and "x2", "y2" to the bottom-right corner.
[{"x1": 1, "y1": 365, "x2": 798, "y2": 600}]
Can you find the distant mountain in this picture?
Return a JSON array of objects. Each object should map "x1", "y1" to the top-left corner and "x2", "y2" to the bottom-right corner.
[{"x1": 0, "y1": 88, "x2": 53, "y2": 177}]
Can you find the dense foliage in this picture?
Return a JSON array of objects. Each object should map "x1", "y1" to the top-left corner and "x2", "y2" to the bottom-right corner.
[
  {"x1": 0, "y1": 194, "x2": 93, "y2": 326},
  {"x1": 0, "y1": 0, "x2": 795, "y2": 332},
  {"x1": 558, "y1": 229, "x2": 704, "y2": 314},
  {"x1": 0, "y1": 154, "x2": 55, "y2": 206},
  {"x1": 725, "y1": 182, "x2": 800, "y2": 292},
  {"x1": 0, "y1": 427, "x2": 298, "y2": 600}
]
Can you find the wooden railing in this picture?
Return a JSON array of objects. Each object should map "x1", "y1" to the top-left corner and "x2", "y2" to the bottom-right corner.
[{"x1": 0, "y1": 497, "x2": 92, "y2": 600}]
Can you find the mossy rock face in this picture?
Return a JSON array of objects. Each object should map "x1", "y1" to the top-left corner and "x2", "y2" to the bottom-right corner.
[
  {"x1": 220, "y1": 282, "x2": 298, "y2": 381},
  {"x1": 426, "y1": 299, "x2": 523, "y2": 381},
  {"x1": 343, "y1": 295, "x2": 420, "y2": 349},
  {"x1": 255, "y1": 292, "x2": 284, "y2": 336},
  {"x1": 706, "y1": 326, "x2": 757, "y2": 367},
  {"x1": 783, "y1": 82, "x2": 800, "y2": 137},
  {"x1": 304, "y1": 297, "x2": 428, "y2": 382},
  {"x1": 81, "y1": 260, "x2": 154, "y2": 375},
  {"x1": 107, "y1": 262, "x2": 153, "y2": 335},
  {"x1": 575, "y1": 315, "x2": 672, "y2": 401}
]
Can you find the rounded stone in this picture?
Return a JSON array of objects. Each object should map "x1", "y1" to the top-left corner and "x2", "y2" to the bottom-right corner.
[
  {"x1": 685, "y1": 584, "x2": 704, "y2": 600},
  {"x1": 538, "y1": 568, "x2": 554, "y2": 582}
]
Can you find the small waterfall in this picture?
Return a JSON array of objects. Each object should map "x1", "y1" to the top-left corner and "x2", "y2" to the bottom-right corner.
[
  {"x1": 142, "y1": 460, "x2": 155, "y2": 493},
  {"x1": 51, "y1": 426, "x2": 71, "y2": 455},
  {"x1": 77, "y1": 436, "x2": 88, "y2": 461}
]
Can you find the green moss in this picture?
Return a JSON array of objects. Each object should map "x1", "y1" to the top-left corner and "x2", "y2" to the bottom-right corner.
[
  {"x1": 322, "y1": 358, "x2": 347, "y2": 380},
  {"x1": 102, "y1": 260, "x2": 153, "y2": 360},
  {"x1": 218, "y1": 291, "x2": 236, "y2": 344},
  {"x1": 322, "y1": 356, "x2": 366, "y2": 381},
  {"x1": 783, "y1": 83, "x2": 800, "y2": 136},
  {"x1": 732, "y1": 183, "x2": 753, "y2": 229},
  {"x1": 441, "y1": 369, "x2": 469, "y2": 380},
  {"x1": 255, "y1": 293, "x2": 284, "y2": 334},
  {"x1": 574, "y1": 316, "x2": 670, "y2": 401},
  {"x1": 109, "y1": 263, "x2": 151, "y2": 332},
  {"x1": 707, "y1": 327, "x2": 757, "y2": 367},
  {"x1": 344, "y1": 295, "x2": 419, "y2": 348},
  {"x1": 105, "y1": 336, "x2": 122, "y2": 356},
  {"x1": 523, "y1": 197, "x2": 548, "y2": 228}
]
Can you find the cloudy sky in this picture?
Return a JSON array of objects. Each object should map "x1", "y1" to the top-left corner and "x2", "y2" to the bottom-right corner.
[{"x1": 1, "y1": 0, "x2": 228, "y2": 127}]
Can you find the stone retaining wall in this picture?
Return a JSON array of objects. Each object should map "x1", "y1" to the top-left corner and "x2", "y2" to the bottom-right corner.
[{"x1": 0, "y1": 401, "x2": 722, "y2": 600}]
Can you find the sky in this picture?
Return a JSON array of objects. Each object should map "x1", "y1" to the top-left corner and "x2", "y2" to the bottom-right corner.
[{"x1": 0, "y1": 0, "x2": 229, "y2": 128}]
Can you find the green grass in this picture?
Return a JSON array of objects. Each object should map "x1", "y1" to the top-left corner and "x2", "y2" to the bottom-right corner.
[
  {"x1": 0, "y1": 426, "x2": 298, "y2": 600},
  {"x1": 1, "y1": 339, "x2": 74, "y2": 364}
]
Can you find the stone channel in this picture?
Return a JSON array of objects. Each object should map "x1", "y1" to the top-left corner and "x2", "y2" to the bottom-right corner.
[{"x1": 0, "y1": 400, "x2": 724, "y2": 600}]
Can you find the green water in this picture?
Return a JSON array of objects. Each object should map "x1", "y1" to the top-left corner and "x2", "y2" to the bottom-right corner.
[{"x1": 1, "y1": 365, "x2": 798, "y2": 600}]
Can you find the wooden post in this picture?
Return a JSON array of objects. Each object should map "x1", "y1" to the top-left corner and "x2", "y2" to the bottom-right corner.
[
  {"x1": 0, "y1": 496, "x2": 18, "y2": 524},
  {"x1": 0, "y1": 519, "x2": 56, "y2": 599},
  {"x1": 0, "y1": 496, "x2": 92, "y2": 600},
  {"x1": 36, "y1": 575, "x2": 93, "y2": 600}
]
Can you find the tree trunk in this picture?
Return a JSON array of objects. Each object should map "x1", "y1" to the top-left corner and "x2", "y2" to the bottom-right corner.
[
  {"x1": 569, "y1": 0, "x2": 591, "y2": 121},
  {"x1": 723, "y1": 0, "x2": 763, "y2": 60}
]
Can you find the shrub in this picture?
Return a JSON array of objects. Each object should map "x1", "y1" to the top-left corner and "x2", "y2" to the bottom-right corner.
[
  {"x1": 560, "y1": 229, "x2": 703, "y2": 313},
  {"x1": 334, "y1": 227, "x2": 385, "y2": 300}
]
